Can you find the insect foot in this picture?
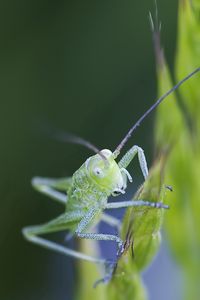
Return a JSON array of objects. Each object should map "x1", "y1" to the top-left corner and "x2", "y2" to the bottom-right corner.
[
  {"x1": 153, "y1": 202, "x2": 169, "y2": 209},
  {"x1": 117, "y1": 241, "x2": 125, "y2": 258},
  {"x1": 93, "y1": 259, "x2": 117, "y2": 288}
]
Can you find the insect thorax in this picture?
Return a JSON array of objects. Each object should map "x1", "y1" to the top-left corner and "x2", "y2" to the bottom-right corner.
[{"x1": 66, "y1": 162, "x2": 108, "y2": 212}]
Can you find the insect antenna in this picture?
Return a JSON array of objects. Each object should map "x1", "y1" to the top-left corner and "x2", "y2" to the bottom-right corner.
[
  {"x1": 44, "y1": 125, "x2": 108, "y2": 162},
  {"x1": 55, "y1": 131, "x2": 100, "y2": 154},
  {"x1": 114, "y1": 67, "x2": 200, "y2": 156}
]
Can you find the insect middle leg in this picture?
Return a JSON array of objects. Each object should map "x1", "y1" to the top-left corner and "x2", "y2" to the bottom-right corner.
[
  {"x1": 75, "y1": 208, "x2": 124, "y2": 255},
  {"x1": 65, "y1": 213, "x2": 121, "y2": 243},
  {"x1": 69, "y1": 213, "x2": 121, "y2": 244}
]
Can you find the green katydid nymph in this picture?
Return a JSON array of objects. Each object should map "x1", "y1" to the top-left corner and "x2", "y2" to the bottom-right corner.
[{"x1": 23, "y1": 67, "x2": 200, "y2": 285}]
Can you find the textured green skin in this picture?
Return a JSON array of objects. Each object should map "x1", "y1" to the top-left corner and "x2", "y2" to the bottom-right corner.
[{"x1": 65, "y1": 150, "x2": 125, "y2": 229}]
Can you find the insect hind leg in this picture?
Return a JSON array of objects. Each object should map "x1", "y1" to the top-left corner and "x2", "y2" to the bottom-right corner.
[
  {"x1": 22, "y1": 224, "x2": 106, "y2": 265},
  {"x1": 23, "y1": 224, "x2": 118, "y2": 286},
  {"x1": 22, "y1": 210, "x2": 106, "y2": 264},
  {"x1": 23, "y1": 227, "x2": 106, "y2": 264}
]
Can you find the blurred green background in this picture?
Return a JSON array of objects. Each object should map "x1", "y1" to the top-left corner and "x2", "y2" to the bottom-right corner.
[{"x1": 0, "y1": 0, "x2": 177, "y2": 299}]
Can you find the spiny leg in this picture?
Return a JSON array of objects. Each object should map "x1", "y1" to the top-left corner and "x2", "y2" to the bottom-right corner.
[
  {"x1": 92, "y1": 199, "x2": 168, "y2": 286},
  {"x1": 118, "y1": 145, "x2": 148, "y2": 179},
  {"x1": 64, "y1": 214, "x2": 119, "y2": 243},
  {"x1": 93, "y1": 212, "x2": 122, "y2": 286},
  {"x1": 65, "y1": 213, "x2": 121, "y2": 243},
  {"x1": 23, "y1": 229, "x2": 105, "y2": 264},
  {"x1": 66, "y1": 213, "x2": 121, "y2": 244},
  {"x1": 75, "y1": 207, "x2": 123, "y2": 285},
  {"x1": 75, "y1": 207, "x2": 124, "y2": 255},
  {"x1": 23, "y1": 210, "x2": 84, "y2": 236},
  {"x1": 22, "y1": 210, "x2": 105, "y2": 264},
  {"x1": 105, "y1": 200, "x2": 169, "y2": 210}
]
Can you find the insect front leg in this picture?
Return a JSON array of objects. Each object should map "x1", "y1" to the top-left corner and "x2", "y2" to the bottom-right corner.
[
  {"x1": 105, "y1": 200, "x2": 169, "y2": 210},
  {"x1": 118, "y1": 145, "x2": 148, "y2": 179},
  {"x1": 22, "y1": 210, "x2": 105, "y2": 264}
]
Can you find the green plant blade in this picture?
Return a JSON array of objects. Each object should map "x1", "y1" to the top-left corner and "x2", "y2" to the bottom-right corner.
[
  {"x1": 154, "y1": 2, "x2": 200, "y2": 298},
  {"x1": 106, "y1": 156, "x2": 169, "y2": 300}
]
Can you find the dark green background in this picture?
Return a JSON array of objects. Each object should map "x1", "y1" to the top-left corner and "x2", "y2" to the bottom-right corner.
[{"x1": 0, "y1": 0, "x2": 177, "y2": 299}]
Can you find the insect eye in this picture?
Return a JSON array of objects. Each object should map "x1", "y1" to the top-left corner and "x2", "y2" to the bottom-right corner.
[{"x1": 93, "y1": 167, "x2": 104, "y2": 178}]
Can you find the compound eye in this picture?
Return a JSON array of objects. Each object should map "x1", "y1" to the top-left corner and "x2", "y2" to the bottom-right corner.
[
  {"x1": 112, "y1": 190, "x2": 121, "y2": 196},
  {"x1": 93, "y1": 167, "x2": 104, "y2": 178}
]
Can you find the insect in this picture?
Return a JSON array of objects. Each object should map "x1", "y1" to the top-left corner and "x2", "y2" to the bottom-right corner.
[{"x1": 23, "y1": 68, "x2": 200, "y2": 284}]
